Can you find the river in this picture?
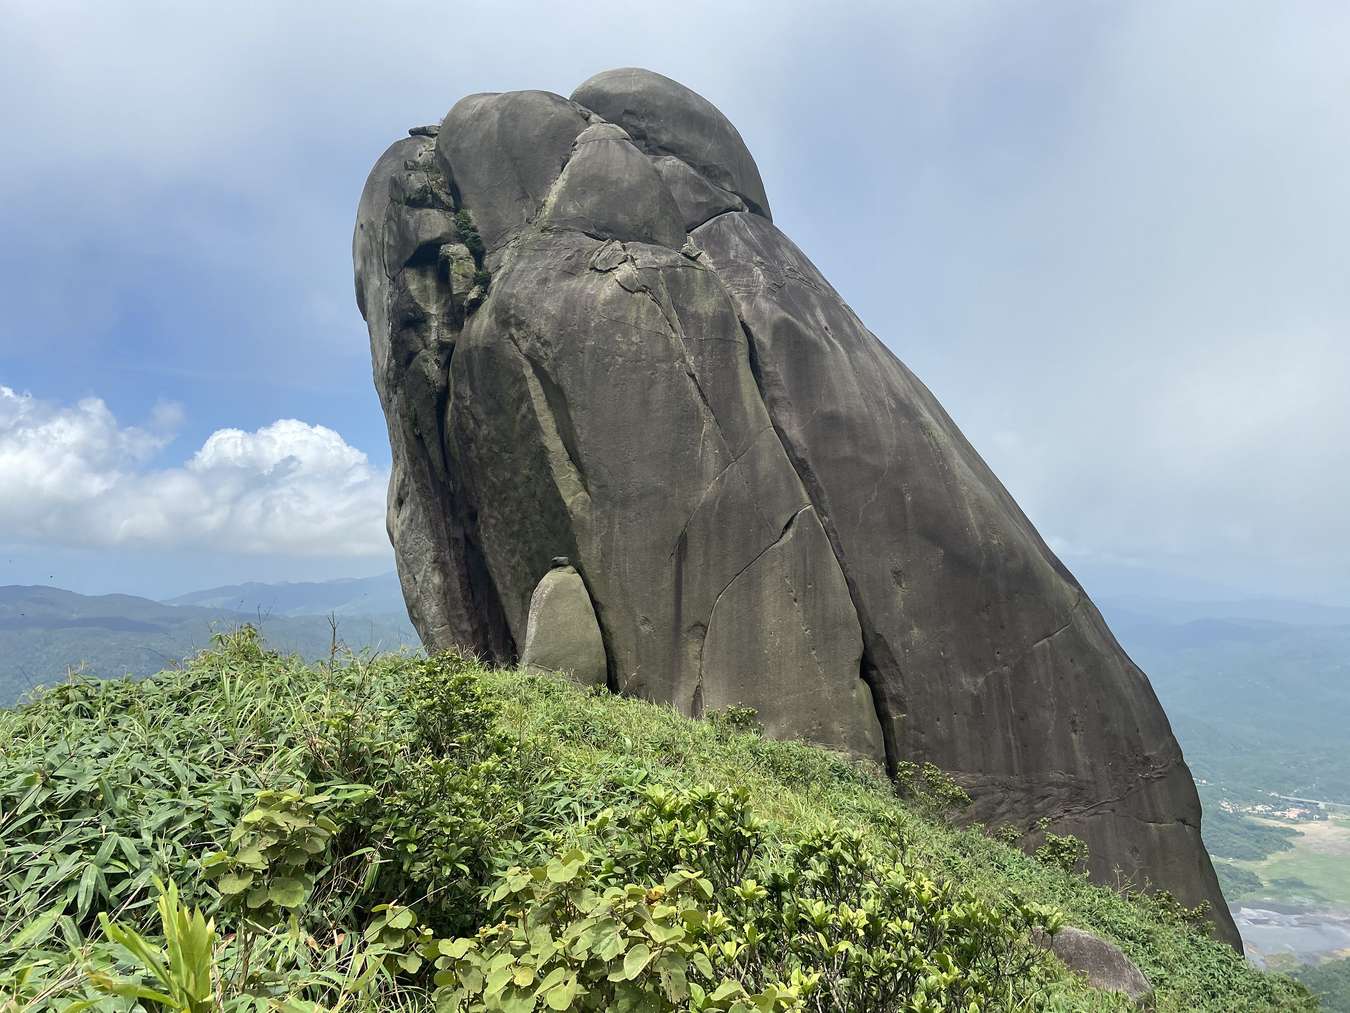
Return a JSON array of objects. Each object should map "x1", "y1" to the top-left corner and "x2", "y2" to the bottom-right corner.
[{"x1": 1233, "y1": 902, "x2": 1350, "y2": 966}]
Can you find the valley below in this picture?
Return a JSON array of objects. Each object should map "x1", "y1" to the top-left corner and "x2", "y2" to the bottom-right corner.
[{"x1": 1101, "y1": 592, "x2": 1350, "y2": 996}]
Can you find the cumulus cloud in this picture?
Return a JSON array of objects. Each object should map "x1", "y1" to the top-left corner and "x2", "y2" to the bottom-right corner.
[{"x1": 0, "y1": 387, "x2": 388, "y2": 557}]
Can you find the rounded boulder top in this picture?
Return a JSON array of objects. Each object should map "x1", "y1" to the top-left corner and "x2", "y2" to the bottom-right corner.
[{"x1": 571, "y1": 67, "x2": 772, "y2": 220}]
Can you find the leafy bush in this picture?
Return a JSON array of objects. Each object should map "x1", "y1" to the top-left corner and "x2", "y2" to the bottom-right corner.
[
  {"x1": 707, "y1": 705, "x2": 760, "y2": 736},
  {"x1": 424, "y1": 786, "x2": 1063, "y2": 1012},
  {"x1": 894, "y1": 761, "x2": 972, "y2": 820},
  {"x1": 1034, "y1": 833, "x2": 1090, "y2": 877}
]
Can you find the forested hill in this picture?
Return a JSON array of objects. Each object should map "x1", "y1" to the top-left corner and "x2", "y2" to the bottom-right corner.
[
  {"x1": 1100, "y1": 595, "x2": 1350, "y2": 806},
  {"x1": 0, "y1": 583, "x2": 416, "y2": 706}
]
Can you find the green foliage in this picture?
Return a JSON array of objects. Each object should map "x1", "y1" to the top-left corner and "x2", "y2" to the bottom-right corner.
[
  {"x1": 454, "y1": 209, "x2": 485, "y2": 262},
  {"x1": 1121, "y1": 888, "x2": 1214, "y2": 934},
  {"x1": 1202, "y1": 807, "x2": 1299, "y2": 861},
  {"x1": 424, "y1": 787, "x2": 1063, "y2": 1012},
  {"x1": 202, "y1": 786, "x2": 365, "y2": 927},
  {"x1": 1294, "y1": 955, "x2": 1350, "y2": 1013},
  {"x1": 707, "y1": 705, "x2": 760, "y2": 736},
  {"x1": 88, "y1": 878, "x2": 218, "y2": 1012},
  {"x1": 895, "y1": 761, "x2": 973, "y2": 820},
  {"x1": 1034, "y1": 833, "x2": 1089, "y2": 877},
  {"x1": 0, "y1": 632, "x2": 1316, "y2": 1011}
]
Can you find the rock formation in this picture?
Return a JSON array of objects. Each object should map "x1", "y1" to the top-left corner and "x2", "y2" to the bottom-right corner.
[
  {"x1": 520, "y1": 559, "x2": 607, "y2": 687},
  {"x1": 1033, "y1": 927, "x2": 1153, "y2": 1004},
  {"x1": 354, "y1": 67, "x2": 1238, "y2": 945}
]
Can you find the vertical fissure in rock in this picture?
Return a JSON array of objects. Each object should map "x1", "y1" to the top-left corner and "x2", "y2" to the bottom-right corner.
[
  {"x1": 562, "y1": 558, "x2": 620, "y2": 695},
  {"x1": 738, "y1": 318, "x2": 904, "y2": 775},
  {"x1": 456, "y1": 501, "x2": 515, "y2": 663}
]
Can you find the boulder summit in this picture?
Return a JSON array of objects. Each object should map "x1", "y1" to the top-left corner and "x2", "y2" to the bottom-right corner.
[{"x1": 355, "y1": 67, "x2": 1236, "y2": 945}]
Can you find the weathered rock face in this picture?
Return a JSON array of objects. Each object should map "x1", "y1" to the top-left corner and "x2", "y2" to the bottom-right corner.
[{"x1": 354, "y1": 66, "x2": 1237, "y2": 946}]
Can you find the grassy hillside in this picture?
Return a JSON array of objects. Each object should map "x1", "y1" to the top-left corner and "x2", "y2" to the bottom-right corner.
[
  {"x1": 1295, "y1": 958, "x2": 1350, "y2": 1013},
  {"x1": 0, "y1": 632, "x2": 1313, "y2": 1011}
]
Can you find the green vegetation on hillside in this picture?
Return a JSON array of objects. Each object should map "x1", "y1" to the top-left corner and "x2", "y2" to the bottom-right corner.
[
  {"x1": 1203, "y1": 808, "x2": 1300, "y2": 862},
  {"x1": 1212, "y1": 862, "x2": 1265, "y2": 902},
  {"x1": 1295, "y1": 957, "x2": 1350, "y2": 1013},
  {"x1": 0, "y1": 631, "x2": 1313, "y2": 1010}
]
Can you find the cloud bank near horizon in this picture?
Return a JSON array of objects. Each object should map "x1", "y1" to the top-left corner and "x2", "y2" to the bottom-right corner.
[{"x1": 0, "y1": 387, "x2": 388, "y2": 560}]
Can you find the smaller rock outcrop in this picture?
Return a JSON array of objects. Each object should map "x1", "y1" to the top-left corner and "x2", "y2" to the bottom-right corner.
[
  {"x1": 1034, "y1": 927, "x2": 1153, "y2": 1005},
  {"x1": 519, "y1": 562, "x2": 607, "y2": 687}
]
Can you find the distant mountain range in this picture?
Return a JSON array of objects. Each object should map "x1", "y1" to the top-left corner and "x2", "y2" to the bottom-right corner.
[
  {"x1": 165, "y1": 572, "x2": 407, "y2": 617},
  {"x1": 1099, "y1": 595, "x2": 1350, "y2": 806},
  {"x1": 0, "y1": 576, "x2": 417, "y2": 707}
]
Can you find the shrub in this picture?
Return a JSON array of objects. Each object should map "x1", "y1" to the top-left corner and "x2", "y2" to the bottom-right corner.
[
  {"x1": 707, "y1": 705, "x2": 760, "y2": 735},
  {"x1": 454, "y1": 208, "x2": 485, "y2": 262},
  {"x1": 1035, "y1": 833, "x2": 1090, "y2": 876},
  {"x1": 421, "y1": 785, "x2": 1063, "y2": 1011},
  {"x1": 895, "y1": 760, "x2": 973, "y2": 820}
]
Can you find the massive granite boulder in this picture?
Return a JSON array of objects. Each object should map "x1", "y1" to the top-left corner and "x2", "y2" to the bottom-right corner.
[{"x1": 354, "y1": 67, "x2": 1237, "y2": 946}]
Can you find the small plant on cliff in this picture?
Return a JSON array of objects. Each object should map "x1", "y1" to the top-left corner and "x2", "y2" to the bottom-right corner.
[
  {"x1": 707, "y1": 703, "x2": 761, "y2": 735},
  {"x1": 454, "y1": 208, "x2": 485, "y2": 262},
  {"x1": 895, "y1": 759, "x2": 973, "y2": 821}
]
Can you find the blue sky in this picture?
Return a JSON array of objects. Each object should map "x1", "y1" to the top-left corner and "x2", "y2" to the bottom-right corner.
[{"x1": 2, "y1": 1, "x2": 1347, "y2": 602}]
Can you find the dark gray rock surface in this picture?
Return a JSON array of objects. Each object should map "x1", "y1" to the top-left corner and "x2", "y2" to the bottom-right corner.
[
  {"x1": 354, "y1": 66, "x2": 1237, "y2": 947},
  {"x1": 520, "y1": 564, "x2": 607, "y2": 686},
  {"x1": 1034, "y1": 927, "x2": 1153, "y2": 1003},
  {"x1": 572, "y1": 68, "x2": 771, "y2": 220}
]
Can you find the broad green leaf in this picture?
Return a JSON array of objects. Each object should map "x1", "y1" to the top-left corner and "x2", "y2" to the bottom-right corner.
[
  {"x1": 621, "y1": 942, "x2": 653, "y2": 981},
  {"x1": 267, "y1": 876, "x2": 308, "y2": 908},
  {"x1": 217, "y1": 870, "x2": 254, "y2": 895}
]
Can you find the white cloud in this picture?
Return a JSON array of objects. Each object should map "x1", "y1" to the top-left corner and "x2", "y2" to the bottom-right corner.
[{"x1": 0, "y1": 387, "x2": 388, "y2": 557}]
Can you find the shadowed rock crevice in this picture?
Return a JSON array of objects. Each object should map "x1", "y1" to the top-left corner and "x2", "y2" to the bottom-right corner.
[
  {"x1": 736, "y1": 315, "x2": 906, "y2": 775},
  {"x1": 355, "y1": 67, "x2": 1238, "y2": 948}
]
